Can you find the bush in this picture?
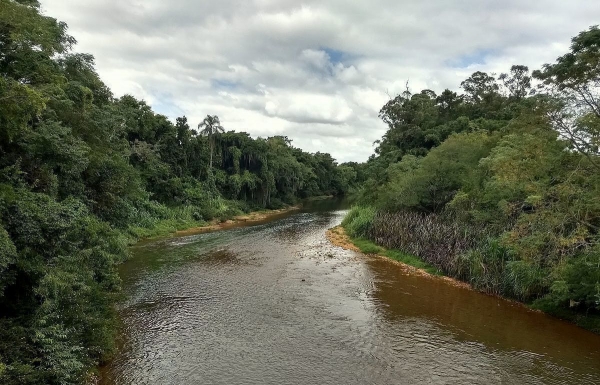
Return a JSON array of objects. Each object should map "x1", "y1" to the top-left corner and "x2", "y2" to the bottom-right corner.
[
  {"x1": 504, "y1": 260, "x2": 549, "y2": 301},
  {"x1": 454, "y1": 238, "x2": 511, "y2": 295},
  {"x1": 341, "y1": 206, "x2": 376, "y2": 238},
  {"x1": 266, "y1": 198, "x2": 286, "y2": 210}
]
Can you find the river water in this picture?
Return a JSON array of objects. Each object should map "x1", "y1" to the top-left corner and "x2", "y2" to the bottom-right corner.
[{"x1": 101, "y1": 200, "x2": 600, "y2": 384}]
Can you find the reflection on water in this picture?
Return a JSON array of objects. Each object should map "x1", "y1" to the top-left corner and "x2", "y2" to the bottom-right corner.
[{"x1": 101, "y1": 201, "x2": 600, "y2": 385}]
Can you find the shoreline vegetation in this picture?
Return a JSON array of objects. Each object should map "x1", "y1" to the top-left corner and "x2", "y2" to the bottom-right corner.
[
  {"x1": 338, "y1": 27, "x2": 600, "y2": 335},
  {"x1": 169, "y1": 195, "x2": 334, "y2": 238},
  {"x1": 137, "y1": 195, "x2": 335, "y2": 241},
  {"x1": 326, "y1": 226, "x2": 471, "y2": 289},
  {"x1": 173, "y1": 205, "x2": 301, "y2": 237}
]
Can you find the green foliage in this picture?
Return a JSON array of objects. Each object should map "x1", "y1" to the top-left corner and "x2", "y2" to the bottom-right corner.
[
  {"x1": 533, "y1": 26, "x2": 600, "y2": 166},
  {"x1": 341, "y1": 206, "x2": 376, "y2": 238},
  {"x1": 533, "y1": 250, "x2": 600, "y2": 332},
  {"x1": 0, "y1": 2, "x2": 354, "y2": 383},
  {"x1": 379, "y1": 131, "x2": 498, "y2": 213},
  {"x1": 0, "y1": 226, "x2": 17, "y2": 292},
  {"x1": 453, "y1": 238, "x2": 513, "y2": 295},
  {"x1": 0, "y1": 190, "x2": 126, "y2": 384},
  {"x1": 350, "y1": 237, "x2": 384, "y2": 254},
  {"x1": 349, "y1": 25, "x2": 600, "y2": 332},
  {"x1": 505, "y1": 260, "x2": 549, "y2": 301}
]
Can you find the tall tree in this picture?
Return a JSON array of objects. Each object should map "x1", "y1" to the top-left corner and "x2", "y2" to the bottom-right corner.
[
  {"x1": 460, "y1": 71, "x2": 500, "y2": 104},
  {"x1": 499, "y1": 65, "x2": 532, "y2": 100},
  {"x1": 198, "y1": 115, "x2": 224, "y2": 171},
  {"x1": 534, "y1": 26, "x2": 600, "y2": 167}
]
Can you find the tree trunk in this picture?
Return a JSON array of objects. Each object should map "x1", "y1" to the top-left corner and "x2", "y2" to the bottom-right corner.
[{"x1": 209, "y1": 138, "x2": 213, "y2": 170}]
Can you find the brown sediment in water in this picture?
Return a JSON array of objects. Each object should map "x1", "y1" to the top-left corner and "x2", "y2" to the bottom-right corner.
[
  {"x1": 326, "y1": 226, "x2": 471, "y2": 290},
  {"x1": 325, "y1": 225, "x2": 362, "y2": 252},
  {"x1": 325, "y1": 226, "x2": 544, "y2": 311},
  {"x1": 175, "y1": 205, "x2": 301, "y2": 236}
]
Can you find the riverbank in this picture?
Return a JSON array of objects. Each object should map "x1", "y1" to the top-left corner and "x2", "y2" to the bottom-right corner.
[
  {"x1": 169, "y1": 195, "x2": 342, "y2": 238},
  {"x1": 174, "y1": 205, "x2": 301, "y2": 236},
  {"x1": 127, "y1": 205, "x2": 304, "y2": 242},
  {"x1": 327, "y1": 224, "x2": 600, "y2": 334},
  {"x1": 326, "y1": 226, "x2": 470, "y2": 289}
]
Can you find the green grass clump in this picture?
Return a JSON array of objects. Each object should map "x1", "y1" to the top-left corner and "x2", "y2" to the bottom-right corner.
[
  {"x1": 351, "y1": 237, "x2": 384, "y2": 254},
  {"x1": 127, "y1": 218, "x2": 205, "y2": 240},
  {"x1": 341, "y1": 226, "x2": 443, "y2": 276},
  {"x1": 341, "y1": 206, "x2": 376, "y2": 238}
]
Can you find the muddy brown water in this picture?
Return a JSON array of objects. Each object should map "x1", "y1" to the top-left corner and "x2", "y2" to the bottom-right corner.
[{"x1": 100, "y1": 200, "x2": 600, "y2": 384}]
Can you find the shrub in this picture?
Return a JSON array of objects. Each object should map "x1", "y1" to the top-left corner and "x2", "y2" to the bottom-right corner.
[
  {"x1": 342, "y1": 206, "x2": 376, "y2": 238},
  {"x1": 504, "y1": 260, "x2": 549, "y2": 301},
  {"x1": 454, "y1": 238, "x2": 511, "y2": 295}
]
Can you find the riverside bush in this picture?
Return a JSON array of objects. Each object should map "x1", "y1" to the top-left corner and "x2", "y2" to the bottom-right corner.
[{"x1": 341, "y1": 206, "x2": 376, "y2": 238}]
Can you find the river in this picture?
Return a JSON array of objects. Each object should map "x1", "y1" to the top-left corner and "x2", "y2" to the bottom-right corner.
[{"x1": 100, "y1": 200, "x2": 600, "y2": 384}]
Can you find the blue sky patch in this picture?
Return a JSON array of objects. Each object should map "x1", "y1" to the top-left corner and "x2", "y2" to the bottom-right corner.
[
  {"x1": 322, "y1": 47, "x2": 353, "y2": 64},
  {"x1": 211, "y1": 79, "x2": 239, "y2": 90},
  {"x1": 447, "y1": 49, "x2": 495, "y2": 68},
  {"x1": 145, "y1": 90, "x2": 186, "y2": 119}
]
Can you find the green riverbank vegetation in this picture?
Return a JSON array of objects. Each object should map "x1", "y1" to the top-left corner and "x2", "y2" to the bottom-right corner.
[
  {"x1": 0, "y1": 1, "x2": 359, "y2": 383},
  {"x1": 341, "y1": 206, "x2": 441, "y2": 275},
  {"x1": 344, "y1": 26, "x2": 600, "y2": 333}
]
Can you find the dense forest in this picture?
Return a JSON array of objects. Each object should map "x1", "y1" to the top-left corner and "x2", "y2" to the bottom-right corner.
[
  {"x1": 0, "y1": 1, "x2": 356, "y2": 383},
  {"x1": 344, "y1": 26, "x2": 600, "y2": 331}
]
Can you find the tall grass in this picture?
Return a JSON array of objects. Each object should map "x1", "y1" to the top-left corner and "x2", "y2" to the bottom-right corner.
[
  {"x1": 453, "y1": 238, "x2": 511, "y2": 296},
  {"x1": 363, "y1": 210, "x2": 553, "y2": 300},
  {"x1": 368, "y1": 211, "x2": 486, "y2": 272},
  {"x1": 341, "y1": 207, "x2": 441, "y2": 274},
  {"x1": 341, "y1": 206, "x2": 376, "y2": 238},
  {"x1": 125, "y1": 197, "x2": 249, "y2": 240}
]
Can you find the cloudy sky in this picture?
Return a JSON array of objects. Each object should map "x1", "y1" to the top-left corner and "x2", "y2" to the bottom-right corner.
[{"x1": 41, "y1": 0, "x2": 598, "y2": 162}]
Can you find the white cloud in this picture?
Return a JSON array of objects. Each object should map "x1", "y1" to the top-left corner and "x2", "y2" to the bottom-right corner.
[
  {"x1": 40, "y1": 0, "x2": 600, "y2": 162},
  {"x1": 264, "y1": 92, "x2": 353, "y2": 124}
]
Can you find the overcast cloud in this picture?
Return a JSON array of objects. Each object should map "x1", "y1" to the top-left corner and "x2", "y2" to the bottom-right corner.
[{"x1": 41, "y1": 0, "x2": 599, "y2": 162}]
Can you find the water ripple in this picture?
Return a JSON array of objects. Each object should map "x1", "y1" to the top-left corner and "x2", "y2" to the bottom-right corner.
[{"x1": 101, "y1": 208, "x2": 600, "y2": 385}]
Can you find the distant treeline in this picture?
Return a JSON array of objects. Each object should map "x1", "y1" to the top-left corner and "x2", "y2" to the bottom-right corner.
[
  {"x1": 0, "y1": 1, "x2": 357, "y2": 383},
  {"x1": 345, "y1": 26, "x2": 600, "y2": 332}
]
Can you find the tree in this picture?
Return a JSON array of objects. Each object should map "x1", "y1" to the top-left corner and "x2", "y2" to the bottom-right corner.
[
  {"x1": 377, "y1": 90, "x2": 439, "y2": 158},
  {"x1": 198, "y1": 115, "x2": 224, "y2": 171},
  {"x1": 460, "y1": 71, "x2": 500, "y2": 104},
  {"x1": 499, "y1": 65, "x2": 532, "y2": 100},
  {"x1": 436, "y1": 89, "x2": 463, "y2": 120},
  {"x1": 534, "y1": 25, "x2": 600, "y2": 168}
]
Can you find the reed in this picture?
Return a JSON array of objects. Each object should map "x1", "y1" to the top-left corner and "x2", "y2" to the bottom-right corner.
[
  {"x1": 366, "y1": 210, "x2": 553, "y2": 300},
  {"x1": 368, "y1": 211, "x2": 485, "y2": 272}
]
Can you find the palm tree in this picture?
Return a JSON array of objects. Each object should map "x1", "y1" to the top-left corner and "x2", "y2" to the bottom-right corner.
[{"x1": 198, "y1": 115, "x2": 224, "y2": 171}]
